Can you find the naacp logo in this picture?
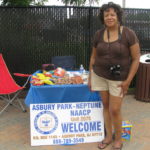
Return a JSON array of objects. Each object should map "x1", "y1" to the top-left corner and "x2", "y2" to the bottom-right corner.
[{"x1": 34, "y1": 111, "x2": 58, "y2": 134}]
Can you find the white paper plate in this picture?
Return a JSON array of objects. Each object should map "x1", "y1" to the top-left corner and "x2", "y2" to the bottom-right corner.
[{"x1": 140, "y1": 54, "x2": 150, "y2": 64}]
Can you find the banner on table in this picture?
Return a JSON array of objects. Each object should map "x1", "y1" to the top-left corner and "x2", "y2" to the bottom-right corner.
[{"x1": 30, "y1": 101, "x2": 104, "y2": 146}]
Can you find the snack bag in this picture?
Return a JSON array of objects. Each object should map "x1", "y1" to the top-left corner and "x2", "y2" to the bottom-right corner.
[
  {"x1": 54, "y1": 67, "x2": 66, "y2": 77},
  {"x1": 122, "y1": 121, "x2": 132, "y2": 141}
]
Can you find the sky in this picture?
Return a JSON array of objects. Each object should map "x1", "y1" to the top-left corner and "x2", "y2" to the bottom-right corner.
[{"x1": 44, "y1": 0, "x2": 150, "y2": 9}]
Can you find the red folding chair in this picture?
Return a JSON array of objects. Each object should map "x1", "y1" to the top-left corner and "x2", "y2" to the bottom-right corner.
[{"x1": 0, "y1": 53, "x2": 31, "y2": 115}]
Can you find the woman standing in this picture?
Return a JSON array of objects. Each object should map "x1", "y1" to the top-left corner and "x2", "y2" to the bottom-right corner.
[{"x1": 88, "y1": 2, "x2": 140, "y2": 150}]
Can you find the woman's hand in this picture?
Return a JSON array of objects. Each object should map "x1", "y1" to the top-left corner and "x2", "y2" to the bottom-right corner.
[{"x1": 118, "y1": 80, "x2": 130, "y2": 96}]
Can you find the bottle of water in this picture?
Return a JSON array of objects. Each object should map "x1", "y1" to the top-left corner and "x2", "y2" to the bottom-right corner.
[{"x1": 80, "y1": 64, "x2": 84, "y2": 74}]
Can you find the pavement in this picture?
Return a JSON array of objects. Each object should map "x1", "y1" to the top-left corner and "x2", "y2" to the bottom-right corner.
[{"x1": 0, "y1": 94, "x2": 150, "y2": 150}]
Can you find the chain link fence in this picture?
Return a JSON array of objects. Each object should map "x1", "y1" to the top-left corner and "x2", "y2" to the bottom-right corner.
[{"x1": 0, "y1": 6, "x2": 149, "y2": 87}]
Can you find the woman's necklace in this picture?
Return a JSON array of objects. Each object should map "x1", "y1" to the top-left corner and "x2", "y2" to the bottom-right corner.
[{"x1": 107, "y1": 26, "x2": 121, "y2": 42}]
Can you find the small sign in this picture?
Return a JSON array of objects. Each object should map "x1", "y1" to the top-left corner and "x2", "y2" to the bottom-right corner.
[{"x1": 30, "y1": 101, "x2": 104, "y2": 146}]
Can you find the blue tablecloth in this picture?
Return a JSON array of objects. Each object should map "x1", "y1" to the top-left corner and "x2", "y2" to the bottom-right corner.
[{"x1": 25, "y1": 71, "x2": 101, "y2": 106}]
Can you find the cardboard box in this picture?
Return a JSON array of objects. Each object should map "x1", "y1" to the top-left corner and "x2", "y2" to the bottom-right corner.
[{"x1": 122, "y1": 121, "x2": 132, "y2": 141}]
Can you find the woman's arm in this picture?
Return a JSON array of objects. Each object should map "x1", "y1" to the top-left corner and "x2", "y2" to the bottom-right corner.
[
  {"x1": 126, "y1": 43, "x2": 140, "y2": 84},
  {"x1": 89, "y1": 47, "x2": 97, "y2": 70},
  {"x1": 119, "y1": 43, "x2": 140, "y2": 96},
  {"x1": 88, "y1": 47, "x2": 97, "y2": 90}
]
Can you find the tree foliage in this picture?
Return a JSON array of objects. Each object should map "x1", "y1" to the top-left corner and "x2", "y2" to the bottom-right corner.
[
  {"x1": 0, "y1": 0, "x2": 48, "y2": 6},
  {"x1": 61, "y1": 0, "x2": 85, "y2": 6},
  {"x1": 61, "y1": 0, "x2": 99, "y2": 6},
  {"x1": 0, "y1": 0, "x2": 99, "y2": 6}
]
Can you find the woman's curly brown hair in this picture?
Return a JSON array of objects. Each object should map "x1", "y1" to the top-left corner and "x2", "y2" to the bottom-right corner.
[{"x1": 99, "y1": 2, "x2": 124, "y2": 25}]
